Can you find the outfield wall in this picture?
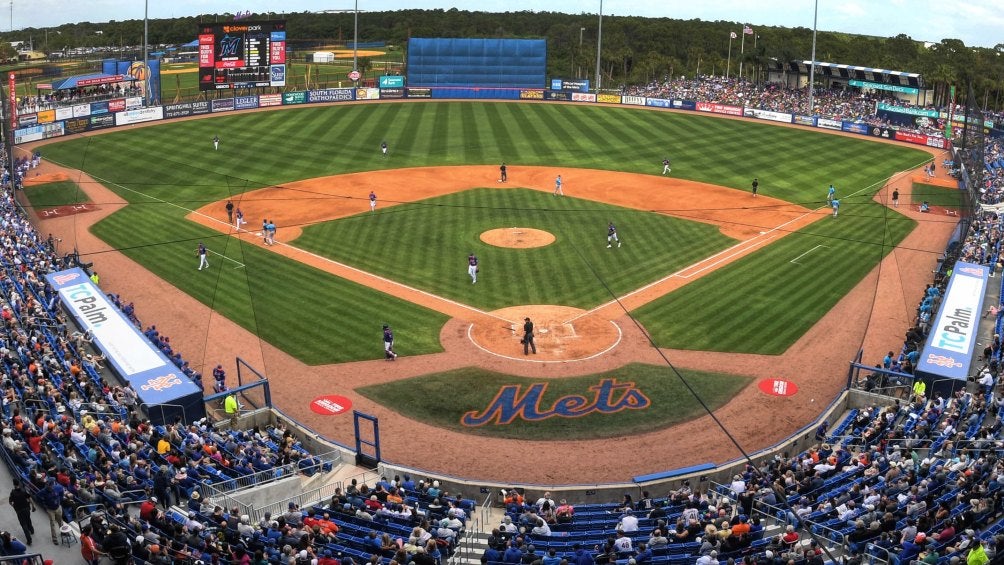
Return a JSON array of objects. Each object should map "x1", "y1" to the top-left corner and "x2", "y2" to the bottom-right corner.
[{"x1": 14, "y1": 87, "x2": 963, "y2": 152}]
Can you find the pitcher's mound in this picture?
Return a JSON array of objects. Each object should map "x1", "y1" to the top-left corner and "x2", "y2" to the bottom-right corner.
[
  {"x1": 469, "y1": 305, "x2": 621, "y2": 362},
  {"x1": 480, "y1": 227, "x2": 555, "y2": 249}
]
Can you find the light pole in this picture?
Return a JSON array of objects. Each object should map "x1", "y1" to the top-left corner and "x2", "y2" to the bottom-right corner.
[
  {"x1": 594, "y1": 0, "x2": 603, "y2": 92},
  {"x1": 142, "y1": 0, "x2": 149, "y2": 106},
  {"x1": 353, "y1": 0, "x2": 359, "y2": 73},
  {"x1": 578, "y1": 27, "x2": 585, "y2": 79},
  {"x1": 808, "y1": 0, "x2": 818, "y2": 116}
]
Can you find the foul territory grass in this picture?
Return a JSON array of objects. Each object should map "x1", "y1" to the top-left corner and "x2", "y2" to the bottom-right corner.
[
  {"x1": 911, "y1": 182, "x2": 963, "y2": 209},
  {"x1": 38, "y1": 102, "x2": 930, "y2": 359},
  {"x1": 21, "y1": 180, "x2": 90, "y2": 209},
  {"x1": 294, "y1": 188, "x2": 736, "y2": 310},
  {"x1": 634, "y1": 200, "x2": 918, "y2": 354},
  {"x1": 356, "y1": 363, "x2": 750, "y2": 440}
]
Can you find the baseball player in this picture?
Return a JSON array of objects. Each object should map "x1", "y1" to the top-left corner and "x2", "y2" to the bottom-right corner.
[
  {"x1": 381, "y1": 141, "x2": 388, "y2": 156},
  {"x1": 382, "y1": 324, "x2": 397, "y2": 360},
  {"x1": 827, "y1": 184, "x2": 836, "y2": 205},
  {"x1": 369, "y1": 191, "x2": 377, "y2": 212},
  {"x1": 467, "y1": 253, "x2": 479, "y2": 284},
  {"x1": 607, "y1": 222, "x2": 621, "y2": 248},
  {"x1": 196, "y1": 242, "x2": 209, "y2": 270},
  {"x1": 751, "y1": 177, "x2": 759, "y2": 198},
  {"x1": 235, "y1": 208, "x2": 246, "y2": 228},
  {"x1": 500, "y1": 162, "x2": 507, "y2": 183},
  {"x1": 831, "y1": 198, "x2": 840, "y2": 218},
  {"x1": 213, "y1": 135, "x2": 220, "y2": 151},
  {"x1": 662, "y1": 157, "x2": 671, "y2": 175},
  {"x1": 554, "y1": 174, "x2": 563, "y2": 196}
]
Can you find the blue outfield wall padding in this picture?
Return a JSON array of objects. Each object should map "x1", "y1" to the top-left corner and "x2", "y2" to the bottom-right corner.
[
  {"x1": 407, "y1": 38, "x2": 546, "y2": 88},
  {"x1": 430, "y1": 87, "x2": 523, "y2": 100},
  {"x1": 633, "y1": 463, "x2": 715, "y2": 484}
]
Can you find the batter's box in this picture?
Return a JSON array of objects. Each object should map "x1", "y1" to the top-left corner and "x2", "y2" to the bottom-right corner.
[{"x1": 540, "y1": 321, "x2": 579, "y2": 339}]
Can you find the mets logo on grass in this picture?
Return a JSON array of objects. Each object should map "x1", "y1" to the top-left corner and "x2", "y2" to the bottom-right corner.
[{"x1": 461, "y1": 378, "x2": 650, "y2": 427}]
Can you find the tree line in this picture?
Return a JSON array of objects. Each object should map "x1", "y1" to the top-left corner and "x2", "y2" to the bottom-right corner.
[{"x1": 4, "y1": 9, "x2": 1004, "y2": 110}]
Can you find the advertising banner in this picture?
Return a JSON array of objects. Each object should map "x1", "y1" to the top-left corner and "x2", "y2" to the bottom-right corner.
[
  {"x1": 407, "y1": 88, "x2": 432, "y2": 99},
  {"x1": 355, "y1": 88, "x2": 379, "y2": 100},
  {"x1": 571, "y1": 92, "x2": 596, "y2": 102},
  {"x1": 55, "y1": 107, "x2": 73, "y2": 121},
  {"x1": 90, "y1": 101, "x2": 110, "y2": 115},
  {"x1": 308, "y1": 88, "x2": 354, "y2": 103},
  {"x1": 868, "y1": 125, "x2": 893, "y2": 139},
  {"x1": 191, "y1": 100, "x2": 210, "y2": 115},
  {"x1": 108, "y1": 99, "x2": 126, "y2": 112},
  {"x1": 849, "y1": 79, "x2": 919, "y2": 95},
  {"x1": 62, "y1": 117, "x2": 90, "y2": 134},
  {"x1": 743, "y1": 107, "x2": 793, "y2": 124},
  {"x1": 817, "y1": 117, "x2": 842, "y2": 130},
  {"x1": 379, "y1": 88, "x2": 404, "y2": 99},
  {"x1": 877, "y1": 102, "x2": 939, "y2": 118},
  {"x1": 544, "y1": 90, "x2": 572, "y2": 101},
  {"x1": 621, "y1": 95, "x2": 646, "y2": 106},
  {"x1": 46, "y1": 268, "x2": 204, "y2": 425},
  {"x1": 696, "y1": 102, "x2": 742, "y2": 116},
  {"x1": 125, "y1": 96, "x2": 144, "y2": 110},
  {"x1": 259, "y1": 93, "x2": 282, "y2": 107},
  {"x1": 211, "y1": 98, "x2": 235, "y2": 112},
  {"x1": 270, "y1": 65, "x2": 286, "y2": 87},
  {"x1": 894, "y1": 131, "x2": 948, "y2": 149},
  {"x1": 597, "y1": 93, "x2": 622, "y2": 104},
  {"x1": 114, "y1": 106, "x2": 164, "y2": 126},
  {"x1": 916, "y1": 262, "x2": 987, "y2": 381},
  {"x1": 17, "y1": 114, "x2": 37, "y2": 127},
  {"x1": 72, "y1": 104, "x2": 91, "y2": 118},
  {"x1": 282, "y1": 91, "x2": 308, "y2": 105},
  {"x1": 793, "y1": 115, "x2": 816, "y2": 127},
  {"x1": 234, "y1": 95, "x2": 259, "y2": 110},
  {"x1": 379, "y1": 75, "x2": 405, "y2": 88},
  {"x1": 163, "y1": 102, "x2": 192, "y2": 119},
  {"x1": 88, "y1": 114, "x2": 115, "y2": 130},
  {"x1": 7, "y1": 72, "x2": 15, "y2": 130},
  {"x1": 519, "y1": 89, "x2": 545, "y2": 100},
  {"x1": 36, "y1": 110, "x2": 55, "y2": 124},
  {"x1": 646, "y1": 98, "x2": 672, "y2": 108},
  {"x1": 14, "y1": 122, "x2": 64, "y2": 144},
  {"x1": 841, "y1": 121, "x2": 871, "y2": 135},
  {"x1": 676, "y1": 100, "x2": 697, "y2": 110},
  {"x1": 550, "y1": 78, "x2": 590, "y2": 92}
]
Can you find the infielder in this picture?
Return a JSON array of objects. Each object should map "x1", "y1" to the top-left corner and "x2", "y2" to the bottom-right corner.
[
  {"x1": 196, "y1": 242, "x2": 209, "y2": 270},
  {"x1": 468, "y1": 253, "x2": 479, "y2": 284},
  {"x1": 607, "y1": 222, "x2": 621, "y2": 248},
  {"x1": 554, "y1": 175, "x2": 564, "y2": 196},
  {"x1": 831, "y1": 199, "x2": 840, "y2": 218},
  {"x1": 383, "y1": 324, "x2": 397, "y2": 360},
  {"x1": 213, "y1": 135, "x2": 220, "y2": 151},
  {"x1": 662, "y1": 157, "x2": 672, "y2": 175},
  {"x1": 369, "y1": 190, "x2": 377, "y2": 212},
  {"x1": 500, "y1": 162, "x2": 507, "y2": 183},
  {"x1": 827, "y1": 184, "x2": 836, "y2": 205}
]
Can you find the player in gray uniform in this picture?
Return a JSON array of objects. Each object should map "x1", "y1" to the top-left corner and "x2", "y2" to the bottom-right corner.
[{"x1": 607, "y1": 222, "x2": 621, "y2": 248}]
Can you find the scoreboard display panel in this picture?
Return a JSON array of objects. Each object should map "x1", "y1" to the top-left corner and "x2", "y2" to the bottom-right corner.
[{"x1": 198, "y1": 21, "x2": 286, "y2": 90}]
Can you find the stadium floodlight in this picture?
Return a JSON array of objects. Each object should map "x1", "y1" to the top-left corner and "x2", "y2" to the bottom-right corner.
[
  {"x1": 143, "y1": 0, "x2": 149, "y2": 106},
  {"x1": 318, "y1": 3, "x2": 366, "y2": 75},
  {"x1": 595, "y1": 0, "x2": 603, "y2": 92},
  {"x1": 808, "y1": 0, "x2": 819, "y2": 117}
]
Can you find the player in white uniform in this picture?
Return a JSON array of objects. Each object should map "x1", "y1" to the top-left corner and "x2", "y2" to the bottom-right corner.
[
  {"x1": 197, "y1": 243, "x2": 209, "y2": 270},
  {"x1": 213, "y1": 135, "x2": 220, "y2": 151},
  {"x1": 662, "y1": 158, "x2": 671, "y2": 175},
  {"x1": 607, "y1": 223, "x2": 621, "y2": 248},
  {"x1": 369, "y1": 191, "x2": 377, "y2": 212},
  {"x1": 467, "y1": 253, "x2": 479, "y2": 284}
]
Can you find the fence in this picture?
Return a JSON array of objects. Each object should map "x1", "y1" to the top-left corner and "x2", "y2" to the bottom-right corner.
[{"x1": 199, "y1": 449, "x2": 342, "y2": 496}]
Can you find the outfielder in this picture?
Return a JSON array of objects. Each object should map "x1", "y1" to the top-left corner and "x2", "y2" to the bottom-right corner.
[
  {"x1": 196, "y1": 242, "x2": 209, "y2": 270},
  {"x1": 213, "y1": 135, "x2": 220, "y2": 151},
  {"x1": 662, "y1": 157, "x2": 672, "y2": 175},
  {"x1": 468, "y1": 253, "x2": 479, "y2": 284},
  {"x1": 827, "y1": 184, "x2": 836, "y2": 205},
  {"x1": 383, "y1": 324, "x2": 397, "y2": 360},
  {"x1": 381, "y1": 141, "x2": 388, "y2": 156},
  {"x1": 607, "y1": 222, "x2": 621, "y2": 248}
]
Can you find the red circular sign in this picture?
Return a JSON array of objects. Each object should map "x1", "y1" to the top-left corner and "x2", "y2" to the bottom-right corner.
[
  {"x1": 310, "y1": 395, "x2": 353, "y2": 415},
  {"x1": 348, "y1": 70, "x2": 361, "y2": 81},
  {"x1": 758, "y1": 379, "x2": 798, "y2": 397}
]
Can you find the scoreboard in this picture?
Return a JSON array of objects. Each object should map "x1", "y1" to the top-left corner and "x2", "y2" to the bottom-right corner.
[{"x1": 198, "y1": 21, "x2": 286, "y2": 90}]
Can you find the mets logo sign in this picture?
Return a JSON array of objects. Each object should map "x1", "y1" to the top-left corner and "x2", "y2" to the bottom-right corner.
[
  {"x1": 461, "y1": 378, "x2": 650, "y2": 427},
  {"x1": 925, "y1": 353, "x2": 963, "y2": 368},
  {"x1": 141, "y1": 374, "x2": 182, "y2": 392}
]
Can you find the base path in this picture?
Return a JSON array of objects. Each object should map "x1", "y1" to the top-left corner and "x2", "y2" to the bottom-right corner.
[{"x1": 25, "y1": 133, "x2": 955, "y2": 484}]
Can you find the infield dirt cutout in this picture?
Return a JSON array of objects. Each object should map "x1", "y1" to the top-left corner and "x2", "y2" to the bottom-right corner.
[{"x1": 480, "y1": 227, "x2": 555, "y2": 248}]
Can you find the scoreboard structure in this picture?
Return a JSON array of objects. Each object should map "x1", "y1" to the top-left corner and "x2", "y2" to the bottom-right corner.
[{"x1": 198, "y1": 21, "x2": 287, "y2": 90}]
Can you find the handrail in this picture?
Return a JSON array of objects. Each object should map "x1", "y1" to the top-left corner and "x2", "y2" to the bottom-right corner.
[
  {"x1": 198, "y1": 449, "x2": 342, "y2": 497},
  {"x1": 139, "y1": 401, "x2": 188, "y2": 426},
  {"x1": 864, "y1": 541, "x2": 894, "y2": 564},
  {"x1": 247, "y1": 479, "x2": 344, "y2": 524}
]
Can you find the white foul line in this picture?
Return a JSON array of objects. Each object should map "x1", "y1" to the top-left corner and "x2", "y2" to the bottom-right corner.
[
  {"x1": 789, "y1": 244, "x2": 829, "y2": 265},
  {"x1": 208, "y1": 249, "x2": 246, "y2": 269}
]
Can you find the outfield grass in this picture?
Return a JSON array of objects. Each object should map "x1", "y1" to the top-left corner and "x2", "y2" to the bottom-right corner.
[
  {"x1": 38, "y1": 102, "x2": 930, "y2": 360},
  {"x1": 21, "y1": 180, "x2": 90, "y2": 209},
  {"x1": 356, "y1": 363, "x2": 751, "y2": 440},
  {"x1": 295, "y1": 188, "x2": 736, "y2": 310},
  {"x1": 911, "y1": 182, "x2": 963, "y2": 208},
  {"x1": 633, "y1": 201, "x2": 917, "y2": 353}
]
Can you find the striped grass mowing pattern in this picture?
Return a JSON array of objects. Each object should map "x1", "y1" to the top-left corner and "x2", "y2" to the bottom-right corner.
[
  {"x1": 633, "y1": 201, "x2": 918, "y2": 354},
  {"x1": 21, "y1": 180, "x2": 90, "y2": 209},
  {"x1": 293, "y1": 188, "x2": 737, "y2": 310}
]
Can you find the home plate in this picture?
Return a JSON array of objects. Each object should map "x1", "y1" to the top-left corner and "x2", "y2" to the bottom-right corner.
[{"x1": 759, "y1": 231, "x2": 767, "y2": 235}]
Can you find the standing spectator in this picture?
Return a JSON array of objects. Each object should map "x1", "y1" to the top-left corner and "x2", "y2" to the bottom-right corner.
[
  {"x1": 80, "y1": 524, "x2": 104, "y2": 565},
  {"x1": 225, "y1": 392, "x2": 239, "y2": 429},
  {"x1": 38, "y1": 477, "x2": 64, "y2": 545},
  {"x1": 8, "y1": 481, "x2": 35, "y2": 545}
]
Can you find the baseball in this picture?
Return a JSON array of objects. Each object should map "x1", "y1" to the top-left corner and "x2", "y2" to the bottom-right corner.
[{"x1": 810, "y1": 398, "x2": 814, "y2": 403}]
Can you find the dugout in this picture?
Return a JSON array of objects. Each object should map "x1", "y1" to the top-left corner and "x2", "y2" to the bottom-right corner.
[{"x1": 406, "y1": 38, "x2": 546, "y2": 88}]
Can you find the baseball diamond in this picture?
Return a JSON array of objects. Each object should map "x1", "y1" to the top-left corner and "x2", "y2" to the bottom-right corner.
[{"x1": 31, "y1": 99, "x2": 945, "y2": 487}]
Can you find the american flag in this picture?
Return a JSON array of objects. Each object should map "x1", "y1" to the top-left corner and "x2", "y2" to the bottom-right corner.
[
  {"x1": 743, "y1": 25, "x2": 754, "y2": 35},
  {"x1": 730, "y1": 31, "x2": 737, "y2": 39}
]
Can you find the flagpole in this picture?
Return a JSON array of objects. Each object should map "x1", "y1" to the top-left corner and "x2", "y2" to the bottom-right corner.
[
  {"x1": 727, "y1": 34, "x2": 733, "y2": 78},
  {"x1": 753, "y1": 34, "x2": 758, "y2": 83},
  {"x1": 739, "y1": 28, "x2": 746, "y2": 79}
]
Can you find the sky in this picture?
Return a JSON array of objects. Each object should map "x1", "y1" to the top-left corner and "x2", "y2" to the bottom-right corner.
[{"x1": 10, "y1": 0, "x2": 1004, "y2": 49}]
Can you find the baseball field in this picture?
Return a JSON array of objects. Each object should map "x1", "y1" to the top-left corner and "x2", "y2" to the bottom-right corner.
[{"x1": 32, "y1": 100, "x2": 943, "y2": 482}]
